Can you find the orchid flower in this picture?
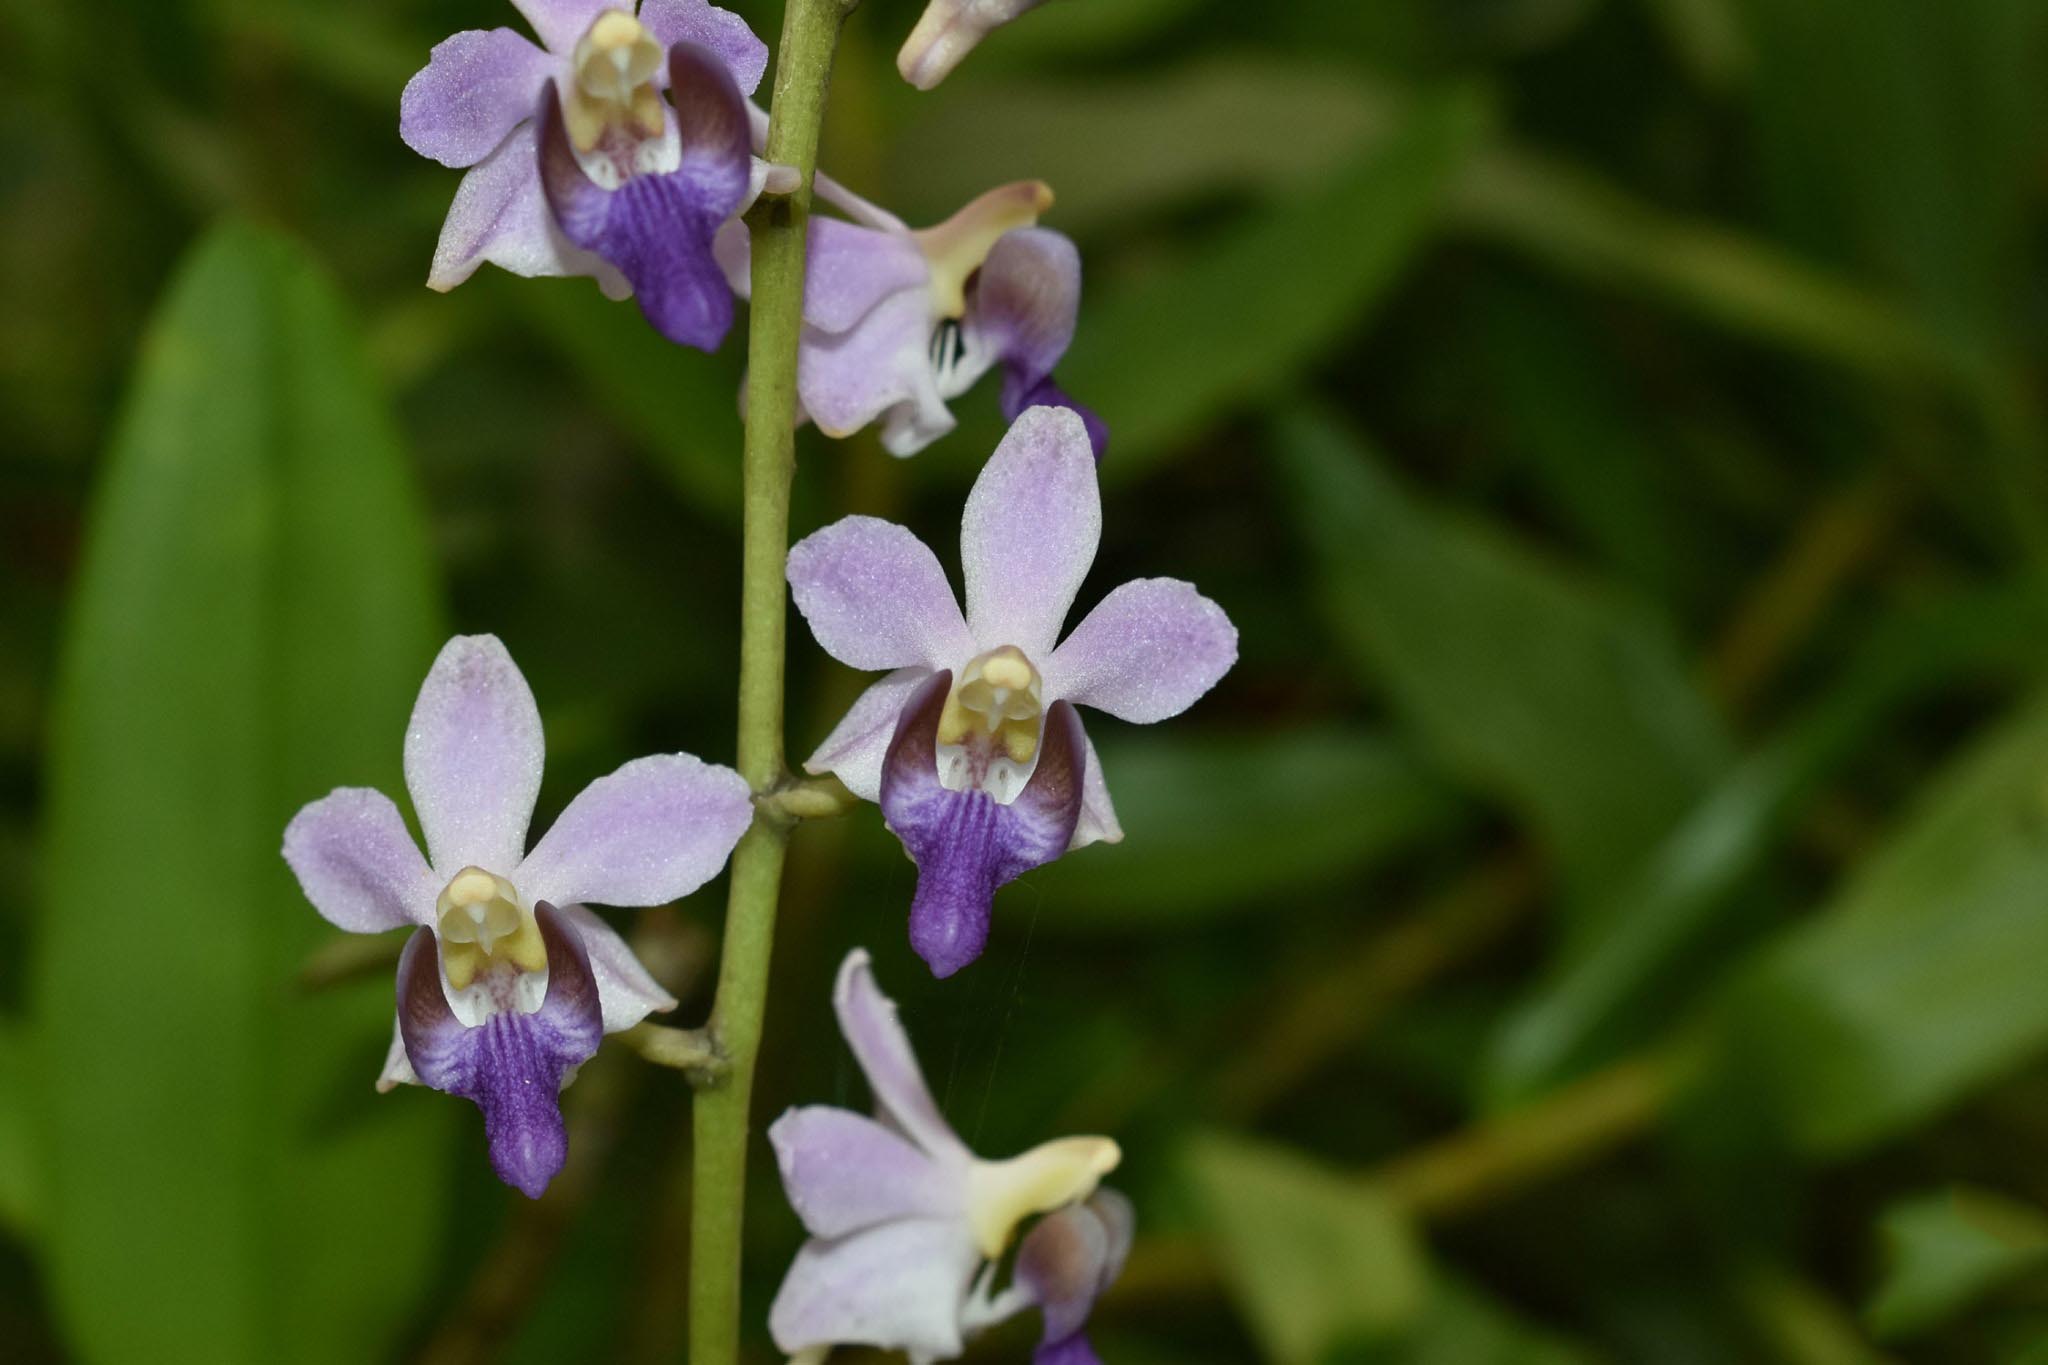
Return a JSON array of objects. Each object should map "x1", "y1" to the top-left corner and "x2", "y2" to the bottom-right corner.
[
  {"x1": 718, "y1": 182, "x2": 1106, "y2": 457},
  {"x1": 282, "y1": 635, "x2": 753, "y2": 1196},
  {"x1": 897, "y1": 0, "x2": 1051, "y2": 90},
  {"x1": 769, "y1": 950, "x2": 1125, "y2": 1362},
  {"x1": 400, "y1": 0, "x2": 771, "y2": 348},
  {"x1": 786, "y1": 406, "x2": 1236, "y2": 976}
]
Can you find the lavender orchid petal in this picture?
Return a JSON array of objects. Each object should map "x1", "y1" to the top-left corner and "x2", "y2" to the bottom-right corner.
[
  {"x1": 558, "y1": 903, "x2": 681, "y2": 1031},
  {"x1": 1072, "y1": 739, "x2": 1123, "y2": 849},
  {"x1": 403, "y1": 634, "x2": 545, "y2": 880},
  {"x1": 803, "y1": 220, "x2": 933, "y2": 335},
  {"x1": 510, "y1": 0, "x2": 611, "y2": 53},
  {"x1": 769, "y1": 1106, "x2": 966, "y2": 1239},
  {"x1": 1003, "y1": 372, "x2": 1108, "y2": 461},
  {"x1": 428, "y1": 122, "x2": 619, "y2": 293},
  {"x1": 1048, "y1": 577, "x2": 1238, "y2": 723},
  {"x1": 768, "y1": 1217, "x2": 983, "y2": 1358},
  {"x1": 787, "y1": 516, "x2": 974, "y2": 672},
  {"x1": 399, "y1": 904, "x2": 604, "y2": 1198},
  {"x1": 536, "y1": 45, "x2": 750, "y2": 349},
  {"x1": 282, "y1": 787, "x2": 439, "y2": 932},
  {"x1": 1017, "y1": 1206, "x2": 1110, "y2": 1343},
  {"x1": 804, "y1": 667, "x2": 935, "y2": 802},
  {"x1": 768, "y1": 951, "x2": 1126, "y2": 1359},
  {"x1": 898, "y1": 0, "x2": 1050, "y2": 89},
  {"x1": 960, "y1": 406, "x2": 1102, "y2": 658},
  {"x1": 399, "y1": 29, "x2": 555, "y2": 170},
  {"x1": 638, "y1": 0, "x2": 768, "y2": 95},
  {"x1": 882, "y1": 676, "x2": 1085, "y2": 977},
  {"x1": 514, "y1": 752, "x2": 753, "y2": 908},
  {"x1": 799, "y1": 288, "x2": 954, "y2": 445},
  {"x1": 1017, "y1": 1188, "x2": 1134, "y2": 1343},
  {"x1": 377, "y1": 1019, "x2": 419, "y2": 1092},
  {"x1": 970, "y1": 228, "x2": 1079, "y2": 403},
  {"x1": 833, "y1": 948, "x2": 966, "y2": 1160}
]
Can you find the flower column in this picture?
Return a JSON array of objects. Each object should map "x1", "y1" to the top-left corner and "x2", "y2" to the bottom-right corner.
[{"x1": 690, "y1": 1, "x2": 855, "y2": 1362}]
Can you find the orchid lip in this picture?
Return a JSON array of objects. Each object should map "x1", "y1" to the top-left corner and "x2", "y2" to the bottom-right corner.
[
  {"x1": 882, "y1": 672, "x2": 1085, "y2": 977},
  {"x1": 397, "y1": 902, "x2": 606, "y2": 1198}
]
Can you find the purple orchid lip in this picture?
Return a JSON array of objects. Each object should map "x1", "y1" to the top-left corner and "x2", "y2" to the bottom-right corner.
[
  {"x1": 536, "y1": 42, "x2": 751, "y2": 351},
  {"x1": 880, "y1": 671, "x2": 1085, "y2": 977},
  {"x1": 396, "y1": 901, "x2": 605, "y2": 1198}
]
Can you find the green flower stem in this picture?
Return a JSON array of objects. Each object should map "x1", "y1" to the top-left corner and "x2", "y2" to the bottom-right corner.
[{"x1": 689, "y1": 2, "x2": 853, "y2": 1362}]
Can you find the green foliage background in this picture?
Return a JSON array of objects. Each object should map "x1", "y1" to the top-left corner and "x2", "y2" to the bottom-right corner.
[{"x1": 4, "y1": 0, "x2": 2048, "y2": 1360}]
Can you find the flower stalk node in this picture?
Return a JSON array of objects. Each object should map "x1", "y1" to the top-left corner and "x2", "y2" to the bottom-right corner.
[{"x1": 620, "y1": 1020, "x2": 731, "y2": 1086}]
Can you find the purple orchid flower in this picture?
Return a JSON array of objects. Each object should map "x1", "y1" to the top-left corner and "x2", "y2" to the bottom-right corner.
[
  {"x1": 897, "y1": 0, "x2": 1051, "y2": 90},
  {"x1": 717, "y1": 181, "x2": 1107, "y2": 457},
  {"x1": 769, "y1": 950, "x2": 1123, "y2": 1362},
  {"x1": 786, "y1": 406, "x2": 1236, "y2": 976},
  {"x1": 282, "y1": 635, "x2": 753, "y2": 1197},
  {"x1": 400, "y1": 0, "x2": 768, "y2": 348}
]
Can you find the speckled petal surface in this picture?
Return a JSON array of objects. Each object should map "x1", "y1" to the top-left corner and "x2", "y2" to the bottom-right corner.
[
  {"x1": 803, "y1": 667, "x2": 934, "y2": 802},
  {"x1": 400, "y1": 28, "x2": 555, "y2": 170},
  {"x1": 559, "y1": 903, "x2": 682, "y2": 1032},
  {"x1": 403, "y1": 635, "x2": 545, "y2": 879},
  {"x1": 638, "y1": 0, "x2": 768, "y2": 94},
  {"x1": 803, "y1": 219, "x2": 932, "y2": 334},
  {"x1": 1071, "y1": 726, "x2": 1122, "y2": 850},
  {"x1": 960, "y1": 406, "x2": 1101, "y2": 657},
  {"x1": 769, "y1": 1106, "x2": 966, "y2": 1240},
  {"x1": 788, "y1": 516, "x2": 972, "y2": 672},
  {"x1": 282, "y1": 787, "x2": 439, "y2": 932},
  {"x1": 510, "y1": 0, "x2": 610, "y2": 53},
  {"x1": 515, "y1": 753, "x2": 752, "y2": 909},
  {"x1": 1048, "y1": 577, "x2": 1237, "y2": 723},
  {"x1": 427, "y1": 122, "x2": 619, "y2": 292}
]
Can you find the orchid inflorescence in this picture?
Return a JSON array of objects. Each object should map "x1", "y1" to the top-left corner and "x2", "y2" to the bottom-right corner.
[{"x1": 285, "y1": 0, "x2": 1234, "y2": 1359}]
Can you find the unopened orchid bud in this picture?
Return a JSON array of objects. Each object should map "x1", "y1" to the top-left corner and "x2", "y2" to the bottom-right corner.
[{"x1": 897, "y1": 0, "x2": 1053, "y2": 90}]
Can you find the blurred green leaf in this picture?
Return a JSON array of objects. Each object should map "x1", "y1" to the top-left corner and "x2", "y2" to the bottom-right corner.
[
  {"x1": 1637, "y1": 0, "x2": 1749, "y2": 88},
  {"x1": 33, "y1": 223, "x2": 449, "y2": 1364},
  {"x1": 1866, "y1": 1188, "x2": 2048, "y2": 1342},
  {"x1": 1279, "y1": 405, "x2": 1730, "y2": 919},
  {"x1": 1734, "y1": 0, "x2": 2046, "y2": 350},
  {"x1": 1448, "y1": 146, "x2": 1948, "y2": 379},
  {"x1": 1029, "y1": 729, "x2": 1460, "y2": 926},
  {"x1": 516, "y1": 279, "x2": 744, "y2": 521},
  {"x1": 1345, "y1": 1276, "x2": 1603, "y2": 1365},
  {"x1": 1720, "y1": 687, "x2": 2048, "y2": 1153},
  {"x1": 1070, "y1": 86, "x2": 1488, "y2": 480},
  {"x1": 885, "y1": 58, "x2": 1407, "y2": 230},
  {"x1": 0, "y1": 1021, "x2": 38, "y2": 1237},
  {"x1": 1484, "y1": 583, "x2": 2048, "y2": 1103},
  {"x1": 1185, "y1": 1133, "x2": 1430, "y2": 1364},
  {"x1": 1475, "y1": 286, "x2": 1687, "y2": 598}
]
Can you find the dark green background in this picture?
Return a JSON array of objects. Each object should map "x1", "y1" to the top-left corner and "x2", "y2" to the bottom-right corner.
[{"x1": 5, "y1": 0, "x2": 2048, "y2": 1360}]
